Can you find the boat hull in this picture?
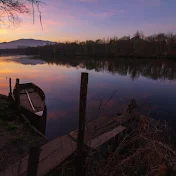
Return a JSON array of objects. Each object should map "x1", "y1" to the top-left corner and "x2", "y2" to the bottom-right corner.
[
  {"x1": 13, "y1": 82, "x2": 47, "y2": 134},
  {"x1": 21, "y1": 105, "x2": 47, "y2": 134}
]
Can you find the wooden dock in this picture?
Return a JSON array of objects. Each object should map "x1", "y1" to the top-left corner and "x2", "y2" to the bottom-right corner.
[
  {"x1": 0, "y1": 113, "x2": 132, "y2": 176},
  {"x1": 1, "y1": 135, "x2": 76, "y2": 176}
]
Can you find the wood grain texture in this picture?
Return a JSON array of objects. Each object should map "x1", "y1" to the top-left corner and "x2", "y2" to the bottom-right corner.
[
  {"x1": 1, "y1": 135, "x2": 76, "y2": 176},
  {"x1": 87, "y1": 126, "x2": 126, "y2": 149}
]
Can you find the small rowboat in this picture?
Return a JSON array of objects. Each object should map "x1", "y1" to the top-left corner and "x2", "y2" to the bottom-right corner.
[{"x1": 13, "y1": 82, "x2": 47, "y2": 133}]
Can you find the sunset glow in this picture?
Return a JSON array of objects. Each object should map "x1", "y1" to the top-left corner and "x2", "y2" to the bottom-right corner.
[{"x1": 1, "y1": 0, "x2": 176, "y2": 42}]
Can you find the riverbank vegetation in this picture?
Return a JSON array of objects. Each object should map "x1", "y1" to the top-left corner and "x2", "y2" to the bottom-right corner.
[
  {"x1": 2, "y1": 31, "x2": 176, "y2": 59},
  {"x1": 0, "y1": 95, "x2": 47, "y2": 171},
  {"x1": 49, "y1": 112, "x2": 176, "y2": 176},
  {"x1": 86, "y1": 114, "x2": 176, "y2": 176}
]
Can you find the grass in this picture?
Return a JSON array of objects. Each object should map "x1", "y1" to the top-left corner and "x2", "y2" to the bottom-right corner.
[
  {"x1": 0, "y1": 119, "x2": 17, "y2": 131},
  {"x1": 0, "y1": 98, "x2": 16, "y2": 122},
  {"x1": 0, "y1": 94, "x2": 47, "y2": 172},
  {"x1": 7, "y1": 123, "x2": 17, "y2": 131},
  {"x1": 0, "y1": 98, "x2": 17, "y2": 131},
  {"x1": 11, "y1": 135, "x2": 25, "y2": 146}
]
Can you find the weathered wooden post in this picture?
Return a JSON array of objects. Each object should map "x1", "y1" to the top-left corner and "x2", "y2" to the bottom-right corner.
[
  {"x1": 9, "y1": 78, "x2": 12, "y2": 95},
  {"x1": 75, "y1": 72, "x2": 88, "y2": 176},
  {"x1": 27, "y1": 146, "x2": 40, "y2": 176},
  {"x1": 16, "y1": 78, "x2": 20, "y2": 112}
]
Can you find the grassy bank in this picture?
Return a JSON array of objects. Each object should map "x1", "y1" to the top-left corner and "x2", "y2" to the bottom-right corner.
[
  {"x1": 49, "y1": 112, "x2": 176, "y2": 176},
  {"x1": 0, "y1": 94, "x2": 47, "y2": 171}
]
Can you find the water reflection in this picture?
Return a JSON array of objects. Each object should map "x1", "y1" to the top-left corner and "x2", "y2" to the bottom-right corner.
[
  {"x1": 0, "y1": 56, "x2": 176, "y2": 140},
  {"x1": 45, "y1": 58, "x2": 176, "y2": 81},
  {"x1": 0, "y1": 55, "x2": 45, "y2": 65}
]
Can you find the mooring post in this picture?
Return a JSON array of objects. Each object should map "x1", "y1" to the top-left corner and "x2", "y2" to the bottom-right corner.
[
  {"x1": 9, "y1": 78, "x2": 12, "y2": 95},
  {"x1": 27, "y1": 146, "x2": 40, "y2": 176},
  {"x1": 75, "y1": 72, "x2": 89, "y2": 176},
  {"x1": 16, "y1": 78, "x2": 20, "y2": 112}
]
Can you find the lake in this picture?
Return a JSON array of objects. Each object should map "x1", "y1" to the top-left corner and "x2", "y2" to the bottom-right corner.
[{"x1": 0, "y1": 55, "x2": 176, "y2": 140}]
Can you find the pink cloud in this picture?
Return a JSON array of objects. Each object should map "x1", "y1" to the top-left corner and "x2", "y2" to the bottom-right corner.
[{"x1": 43, "y1": 19, "x2": 64, "y2": 26}]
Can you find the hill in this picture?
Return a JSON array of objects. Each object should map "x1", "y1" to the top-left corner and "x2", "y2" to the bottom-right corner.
[{"x1": 0, "y1": 39, "x2": 54, "y2": 49}]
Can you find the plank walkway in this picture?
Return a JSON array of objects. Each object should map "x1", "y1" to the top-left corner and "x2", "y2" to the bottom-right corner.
[
  {"x1": 1, "y1": 113, "x2": 132, "y2": 176},
  {"x1": 87, "y1": 125, "x2": 126, "y2": 149},
  {"x1": 1, "y1": 135, "x2": 76, "y2": 176}
]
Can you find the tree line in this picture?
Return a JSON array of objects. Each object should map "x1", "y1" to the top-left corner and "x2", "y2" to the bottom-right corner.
[{"x1": 1, "y1": 31, "x2": 176, "y2": 58}]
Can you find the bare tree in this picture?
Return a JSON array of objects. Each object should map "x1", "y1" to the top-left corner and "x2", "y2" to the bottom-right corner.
[
  {"x1": 0, "y1": 0, "x2": 43, "y2": 26},
  {"x1": 133, "y1": 31, "x2": 145, "y2": 39}
]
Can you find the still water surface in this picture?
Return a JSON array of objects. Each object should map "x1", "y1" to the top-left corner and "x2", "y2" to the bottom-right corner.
[{"x1": 0, "y1": 56, "x2": 176, "y2": 139}]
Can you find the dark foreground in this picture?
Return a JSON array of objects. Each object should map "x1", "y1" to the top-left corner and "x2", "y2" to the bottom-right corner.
[
  {"x1": 0, "y1": 95, "x2": 47, "y2": 172},
  {"x1": 1, "y1": 97, "x2": 176, "y2": 176}
]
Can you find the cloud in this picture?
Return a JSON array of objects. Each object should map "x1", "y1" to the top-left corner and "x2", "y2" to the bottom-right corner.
[
  {"x1": 43, "y1": 19, "x2": 64, "y2": 26},
  {"x1": 80, "y1": 0, "x2": 97, "y2": 2},
  {"x1": 88, "y1": 10, "x2": 125, "y2": 18},
  {"x1": 137, "y1": 0, "x2": 161, "y2": 6}
]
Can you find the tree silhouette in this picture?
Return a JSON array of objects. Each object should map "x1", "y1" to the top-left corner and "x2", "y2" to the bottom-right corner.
[
  {"x1": 0, "y1": 0, "x2": 43, "y2": 26},
  {"x1": 131, "y1": 31, "x2": 145, "y2": 41},
  {"x1": 2, "y1": 31, "x2": 176, "y2": 58}
]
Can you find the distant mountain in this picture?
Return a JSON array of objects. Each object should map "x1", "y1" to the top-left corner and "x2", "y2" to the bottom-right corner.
[{"x1": 0, "y1": 39, "x2": 55, "y2": 49}]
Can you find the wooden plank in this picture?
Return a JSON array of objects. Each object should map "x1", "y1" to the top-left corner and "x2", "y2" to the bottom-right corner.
[
  {"x1": 25, "y1": 89, "x2": 36, "y2": 111},
  {"x1": 19, "y1": 91, "x2": 43, "y2": 112},
  {"x1": 1, "y1": 135, "x2": 76, "y2": 176},
  {"x1": 114, "y1": 112, "x2": 135, "y2": 125},
  {"x1": 26, "y1": 88, "x2": 35, "y2": 93},
  {"x1": 29, "y1": 92, "x2": 43, "y2": 112},
  {"x1": 20, "y1": 89, "x2": 26, "y2": 94},
  {"x1": 69, "y1": 117, "x2": 118, "y2": 143},
  {"x1": 20, "y1": 94, "x2": 34, "y2": 112},
  {"x1": 69, "y1": 113, "x2": 133, "y2": 146},
  {"x1": 37, "y1": 135, "x2": 76, "y2": 176},
  {"x1": 86, "y1": 126, "x2": 126, "y2": 149},
  {"x1": 20, "y1": 88, "x2": 35, "y2": 94}
]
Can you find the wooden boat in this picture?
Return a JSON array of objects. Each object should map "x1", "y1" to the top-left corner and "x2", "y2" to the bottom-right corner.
[{"x1": 13, "y1": 82, "x2": 47, "y2": 133}]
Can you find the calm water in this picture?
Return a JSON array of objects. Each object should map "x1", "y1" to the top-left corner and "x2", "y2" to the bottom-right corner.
[{"x1": 0, "y1": 55, "x2": 176, "y2": 139}]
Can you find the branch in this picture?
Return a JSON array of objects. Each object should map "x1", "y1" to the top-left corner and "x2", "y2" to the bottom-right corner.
[{"x1": 0, "y1": 0, "x2": 44, "y2": 27}]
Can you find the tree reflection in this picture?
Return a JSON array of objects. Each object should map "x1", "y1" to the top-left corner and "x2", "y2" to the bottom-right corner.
[{"x1": 40, "y1": 57, "x2": 176, "y2": 81}]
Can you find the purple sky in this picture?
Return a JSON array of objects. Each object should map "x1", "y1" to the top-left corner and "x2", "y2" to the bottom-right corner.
[{"x1": 1, "y1": 0, "x2": 176, "y2": 42}]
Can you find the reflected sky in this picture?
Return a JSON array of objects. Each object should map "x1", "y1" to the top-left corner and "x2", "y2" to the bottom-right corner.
[{"x1": 0, "y1": 56, "x2": 176, "y2": 139}]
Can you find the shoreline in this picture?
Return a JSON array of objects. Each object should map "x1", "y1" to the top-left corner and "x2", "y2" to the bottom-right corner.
[{"x1": 1, "y1": 51, "x2": 176, "y2": 60}]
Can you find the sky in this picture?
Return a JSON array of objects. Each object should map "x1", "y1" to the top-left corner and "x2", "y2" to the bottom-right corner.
[{"x1": 0, "y1": 0, "x2": 176, "y2": 42}]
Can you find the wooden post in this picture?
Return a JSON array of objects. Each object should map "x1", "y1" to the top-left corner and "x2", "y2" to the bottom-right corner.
[
  {"x1": 16, "y1": 78, "x2": 20, "y2": 112},
  {"x1": 9, "y1": 78, "x2": 12, "y2": 95},
  {"x1": 27, "y1": 146, "x2": 40, "y2": 176},
  {"x1": 75, "y1": 72, "x2": 88, "y2": 176}
]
